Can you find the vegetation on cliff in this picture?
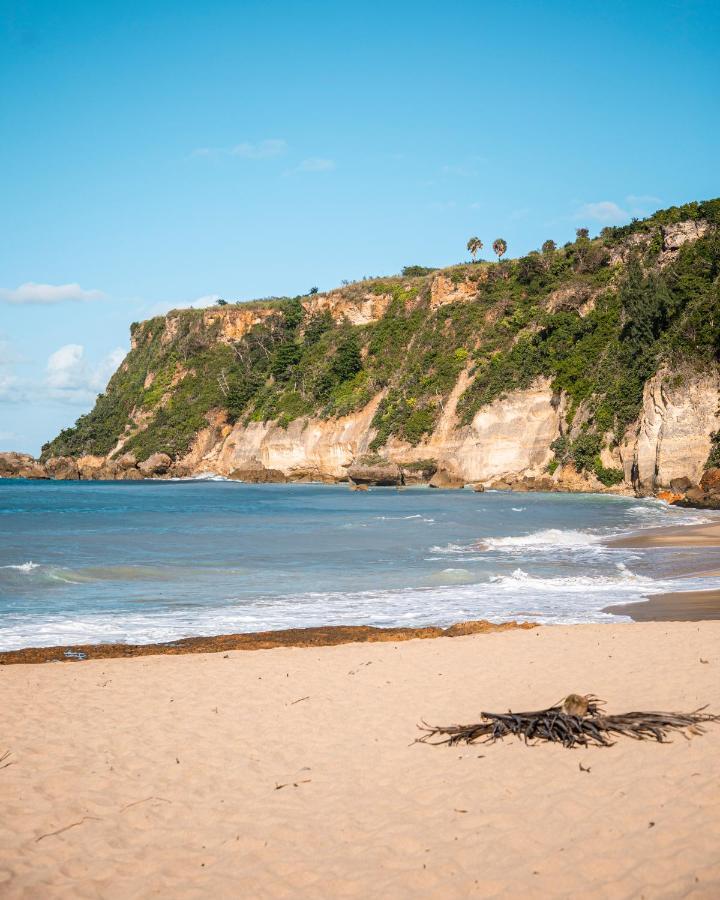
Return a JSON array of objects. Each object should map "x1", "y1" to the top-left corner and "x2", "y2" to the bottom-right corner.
[{"x1": 42, "y1": 199, "x2": 720, "y2": 476}]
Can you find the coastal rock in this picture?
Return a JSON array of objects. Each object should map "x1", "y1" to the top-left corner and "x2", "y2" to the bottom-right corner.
[
  {"x1": 138, "y1": 453, "x2": 173, "y2": 476},
  {"x1": 0, "y1": 452, "x2": 47, "y2": 479},
  {"x1": 45, "y1": 456, "x2": 79, "y2": 480},
  {"x1": 429, "y1": 469, "x2": 465, "y2": 489},
  {"x1": 346, "y1": 459, "x2": 403, "y2": 486},
  {"x1": 398, "y1": 460, "x2": 437, "y2": 484},
  {"x1": 472, "y1": 483, "x2": 485, "y2": 492},
  {"x1": 700, "y1": 467, "x2": 720, "y2": 495},
  {"x1": 76, "y1": 456, "x2": 107, "y2": 480},
  {"x1": 115, "y1": 452, "x2": 138, "y2": 470},
  {"x1": 228, "y1": 464, "x2": 287, "y2": 483}
]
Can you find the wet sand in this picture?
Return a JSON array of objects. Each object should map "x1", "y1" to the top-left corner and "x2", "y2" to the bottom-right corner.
[
  {"x1": 605, "y1": 588, "x2": 720, "y2": 621},
  {"x1": 609, "y1": 521, "x2": 720, "y2": 548},
  {"x1": 2, "y1": 622, "x2": 719, "y2": 898}
]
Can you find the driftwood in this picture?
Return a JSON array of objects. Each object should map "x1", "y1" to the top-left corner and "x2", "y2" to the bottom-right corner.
[{"x1": 418, "y1": 694, "x2": 720, "y2": 749}]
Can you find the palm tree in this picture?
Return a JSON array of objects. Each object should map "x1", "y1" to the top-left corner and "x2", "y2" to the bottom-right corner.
[
  {"x1": 541, "y1": 239, "x2": 556, "y2": 254},
  {"x1": 466, "y1": 237, "x2": 483, "y2": 262},
  {"x1": 492, "y1": 238, "x2": 507, "y2": 261}
]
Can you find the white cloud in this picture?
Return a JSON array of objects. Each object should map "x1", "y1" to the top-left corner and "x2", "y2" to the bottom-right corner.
[
  {"x1": 192, "y1": 139, "x2": 287, "y2": 159},
  {"x1": 0, "y1": 282, "x2": 105, "y2": 305},
  {"x1": 574, "y1": 201, "x2": 630, "y2": 224},
  {"x1": 148, "y1": 293, "x2": 221, "y2": 316},
  {"x1": 296, "y1": 157, "x2": 336, "y2": 172},
  {"x1": 626, "y1": 194, "x2": 661, "y2": 207},
  {"x1": 45, "y1": 344, "x2": 126, "y2": 403}
]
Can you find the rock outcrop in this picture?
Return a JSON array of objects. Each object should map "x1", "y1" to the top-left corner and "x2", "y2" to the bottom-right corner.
[{"x1": 0, "y1": 452, "x2": 47, "y2": 479}]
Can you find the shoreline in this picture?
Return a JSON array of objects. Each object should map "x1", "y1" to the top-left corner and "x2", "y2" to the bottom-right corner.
[{"x1": 0, "y1": 619, "x2": 535, "y2": 665}]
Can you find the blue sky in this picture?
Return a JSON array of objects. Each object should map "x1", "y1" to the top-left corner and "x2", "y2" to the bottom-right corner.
[{"x1": 1, "y1": 0, "x2": 718, "y2": 455}]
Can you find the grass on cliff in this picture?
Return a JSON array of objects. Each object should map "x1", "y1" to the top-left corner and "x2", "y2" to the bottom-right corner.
[{"x1": 42, "y1": 199, "x2": 720, "y2": 466}]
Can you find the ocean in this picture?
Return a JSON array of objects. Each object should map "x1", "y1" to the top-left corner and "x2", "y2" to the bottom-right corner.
[{"x1": 1, "y1": 478, "x2": 718, "y2": 651}]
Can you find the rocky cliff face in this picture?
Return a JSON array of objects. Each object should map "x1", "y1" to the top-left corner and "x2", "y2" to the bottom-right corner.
[{"x1": 23, "y1": 198, "x2": 720, "y2": 499}]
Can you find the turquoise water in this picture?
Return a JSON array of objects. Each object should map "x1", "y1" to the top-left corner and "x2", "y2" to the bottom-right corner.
[{"x1": 1, "y1": 478, "x2": 719, "y2": 650}]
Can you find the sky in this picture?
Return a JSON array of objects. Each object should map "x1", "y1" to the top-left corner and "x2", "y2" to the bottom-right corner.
[{"x1": 1, "y1": 0, "x2": 718, "y2": 455}]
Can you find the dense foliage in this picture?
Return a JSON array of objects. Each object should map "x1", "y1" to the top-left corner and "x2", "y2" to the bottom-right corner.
[{"x1": 42, "y1": 200, "x2": 720, "y2": 469}]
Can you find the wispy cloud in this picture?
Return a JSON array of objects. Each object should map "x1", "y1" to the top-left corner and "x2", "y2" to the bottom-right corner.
[
  {"x1": 626, "y1": 194, "x2": 661, "y2": 207},
  {"x1": 192, "y1": 139, "x2": 287, "y2": 160},
  {"x1": 296, "y1": 157, "x2": 336, "y2": 172},
  {"x1": 574, "y1": 201, "x2": 630, "y2": 224},
  {"x1": 0, "y1": 282, "x2": 105, "y2": 305}
]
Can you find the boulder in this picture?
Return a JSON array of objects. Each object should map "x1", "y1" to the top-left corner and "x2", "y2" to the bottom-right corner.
[
  {"x1": 350, "y1": 483, "x2": 369, "y2": 491},
  {"x1": 346, "y1": 459, "x2": 403, "y2": 486},
  {"x1": 138, "y1": 453, "x2": 173, "y2": 477},
  {"x1": 228, "y1": 464, "x2": 287, "y2": 483},
  {"x1": 428, "y1": 469, "x2": 465, "y2": 489},
  {"x1": 472, "y1": 483, "x2": 485, "y2": 493},
  {"x1": 0, "y1": 452, "x2": 47, "y2": 479},
  {"x1": 700, "y1": 468, "x2": 720, "y2": 495},
  {"x1": 115, "y1": 452, "x2": 138, "y2": 470},
  {"x1": 488, "y1": 479, "x2": 512, "y2": 491},
  {"x1": 45, "y1": 456, "x2": 79, "y2": 480},
  {"x1": 669, "y1": 475, "x2": 694, "y2": 493}
]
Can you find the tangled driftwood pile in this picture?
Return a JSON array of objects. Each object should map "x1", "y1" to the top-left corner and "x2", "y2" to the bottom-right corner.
[{"x1": 419, "y1": 694, "x2": 720, "y2": 749}]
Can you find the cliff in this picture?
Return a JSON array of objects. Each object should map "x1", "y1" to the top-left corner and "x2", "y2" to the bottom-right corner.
[{"x1": 34, "y1": 198, "x2": 720, "y2": 499}]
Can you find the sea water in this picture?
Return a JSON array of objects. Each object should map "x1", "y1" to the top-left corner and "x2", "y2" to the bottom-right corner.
[{"x1": 1, "y1": 478, "x2": 719, "y2": 650}]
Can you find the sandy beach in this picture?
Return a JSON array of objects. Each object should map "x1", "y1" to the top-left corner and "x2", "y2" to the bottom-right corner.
[{"x1": 2, "y1": 622, "x2": 720, "y2": 898}]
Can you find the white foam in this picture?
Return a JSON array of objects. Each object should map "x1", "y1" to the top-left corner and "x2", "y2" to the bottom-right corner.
[
  {"x1": 481, "y1": 529, "x2": 600, "y2": 551},
  {"x1": 0, "y1": 561, "x2": 39, "y2": 573}
]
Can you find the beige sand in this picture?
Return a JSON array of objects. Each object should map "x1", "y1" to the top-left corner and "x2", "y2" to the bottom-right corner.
[
  {"x1": 609, "y1": 521, "x2": 720, "y2": 548},
  {"x1": 2, "y1": 623, "x2": 720, "y2": 899}
]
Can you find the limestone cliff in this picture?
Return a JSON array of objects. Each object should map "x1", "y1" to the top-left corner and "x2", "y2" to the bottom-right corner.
[{"x1": 32, "y1": 197, "x2": 720, "y2": 497}]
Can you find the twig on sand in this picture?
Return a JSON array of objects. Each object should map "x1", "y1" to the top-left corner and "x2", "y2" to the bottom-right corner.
[
  {"x1": 120, "y1": 796, "x2": 172, "y2": 812},
  {"x1": 418, "y1": 694, "x2": 720, "y2": 749},
  {"x1": 0, "y1": 750, "x2": 14, "y2": 770},
  {"x1": 36, "y1": 817, "x2": 101, "y2": 842}
]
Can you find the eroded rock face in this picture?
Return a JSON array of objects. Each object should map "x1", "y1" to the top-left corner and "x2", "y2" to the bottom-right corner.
[
  {"x1": 0, "y1": 452, "x2": 47, "y2": 479},
  {"x1": 624, "y1": 370, "x2": 720, "y2": 494},
  {"x1": 45, "y1": 456, "x2": 79, "y2": 480}
]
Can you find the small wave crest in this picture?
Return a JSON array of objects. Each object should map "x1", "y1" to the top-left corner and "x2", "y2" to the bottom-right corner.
[
  {"x1": 479, "y1": 528, "x2": 600, "y2": 551},
  {"x1": 490, "y1": 563, "x2": 654, "y2": 592},
  {"x1": 0, "y1": 561, "x2": 39, "y2": 573}
]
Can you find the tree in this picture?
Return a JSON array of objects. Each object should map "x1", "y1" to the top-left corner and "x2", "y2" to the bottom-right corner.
[
  {"x1": 576, "y1": 227, "x2": 590, "y2": 241},
  {"x1": 217, "y1": 298, "x2": 228, "y2": 306},
  {"x1": 466, "y1": 237, "x2": 483, "y2": 262},
  {"x1": 492, "y1": 238, "x2": 507, "y2": 261},
  {"x1": 541, "y1": 239, "x2": 556, "y2": 254},
  {"x1": 308, "y1": 286, "x2": 319, "y2": 295}
]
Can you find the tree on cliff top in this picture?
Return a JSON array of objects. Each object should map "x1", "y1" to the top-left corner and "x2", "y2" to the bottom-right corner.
[
  {"x1": 492, "y1": 238, "x2": 507, "y2": 260},
  {"x1": 466, "y1": 237, "x2": 483, "y2": 261}
]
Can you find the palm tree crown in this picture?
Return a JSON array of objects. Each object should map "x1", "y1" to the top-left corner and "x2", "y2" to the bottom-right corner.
[
  {"x1": 492, "y1": 238, "x2": 507, "y2": 260},
  {"x1": 466, "y1": 237, "x2": 483, "y2": 261}
]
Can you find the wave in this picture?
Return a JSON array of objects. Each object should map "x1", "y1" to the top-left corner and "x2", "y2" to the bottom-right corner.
[
  {"x1": 490, "y1": 563, "x2": 655, "y2": 592},
  {"x1": 479, "y1": 528, "x2": 600, "y2": 551},
  {"x1": 0, "y1": 561, "x2": 39, "y2": 573}
]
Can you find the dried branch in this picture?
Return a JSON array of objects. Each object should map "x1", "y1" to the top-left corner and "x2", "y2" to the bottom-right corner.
[{"x1": 418, "y1": 694, "x2": 720, "y2": 749}]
